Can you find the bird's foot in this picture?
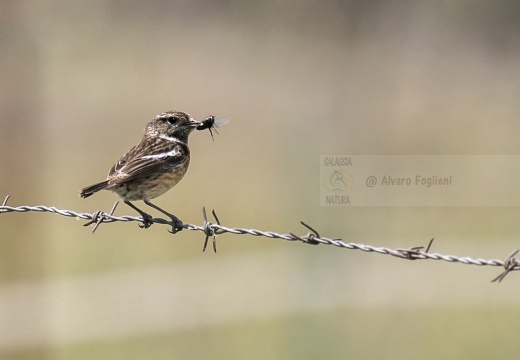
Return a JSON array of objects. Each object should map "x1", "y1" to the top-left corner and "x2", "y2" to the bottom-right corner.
[
  {"x1": 143, "y1": 200, "x2": 184, "y2": 234},
  {"x1": 167, "y1": 216, "x2": 184, "y2": 234},
  {"x1": 138, "y1": 212, "x2": 154, "y2": 229},
  {"x1": 124, "y1": 201, "x2": 155, "y2": 229}
]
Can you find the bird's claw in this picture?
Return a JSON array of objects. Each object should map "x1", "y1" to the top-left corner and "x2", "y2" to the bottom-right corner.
[
  {"x1": 168, "y1": 218, "x2": 184, "y2": 234},
  {"x1": 138, "y1": 213, "x2": 154, "y2": 229}
]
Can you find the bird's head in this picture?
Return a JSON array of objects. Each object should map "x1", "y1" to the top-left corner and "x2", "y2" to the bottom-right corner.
[{"x1": 145, "y1": 111, "x2": 201, "y2": 143}]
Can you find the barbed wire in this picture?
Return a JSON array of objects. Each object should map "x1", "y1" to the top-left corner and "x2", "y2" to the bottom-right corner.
[{"x1": 1, "y1": 195, "x2": 518, "y2": 282}]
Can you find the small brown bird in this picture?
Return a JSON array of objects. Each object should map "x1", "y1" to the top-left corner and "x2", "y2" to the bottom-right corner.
[{"x1": 80, "y1": 110, "x2": 204, "y2": 232}]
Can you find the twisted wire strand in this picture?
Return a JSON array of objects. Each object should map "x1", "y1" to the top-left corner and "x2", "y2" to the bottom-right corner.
[{"x1": 1, "y1": 195, "x2": 517, "y2": 282}]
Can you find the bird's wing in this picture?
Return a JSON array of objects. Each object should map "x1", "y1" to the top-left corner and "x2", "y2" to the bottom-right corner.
[{"x1": 107, "y1": 140, "x2": 189, "y2": 184}]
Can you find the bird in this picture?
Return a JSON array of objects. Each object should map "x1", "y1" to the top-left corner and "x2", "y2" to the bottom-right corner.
[{"x1": 80, "y1": 110, "x2": 203, "y2": 233}]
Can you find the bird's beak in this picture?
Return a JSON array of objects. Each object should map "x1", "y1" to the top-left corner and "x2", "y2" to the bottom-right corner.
[{"x1": 189, "y1": 118, "x2": 202, "y2": 127}]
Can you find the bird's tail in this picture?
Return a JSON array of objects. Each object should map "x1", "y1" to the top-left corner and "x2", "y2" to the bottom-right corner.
[{"x1": 80, "y1": 180, "x2": 110, "y2": 198}]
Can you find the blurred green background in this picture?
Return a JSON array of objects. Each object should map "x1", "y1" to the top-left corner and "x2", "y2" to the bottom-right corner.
[{"x1": 2, "y1": 0, "x2": 520, "y2": 359}]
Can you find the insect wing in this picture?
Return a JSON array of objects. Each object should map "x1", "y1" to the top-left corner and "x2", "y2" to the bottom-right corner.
[{"x1": 213, "y1": 118, "x2": 229, "y2": 127}]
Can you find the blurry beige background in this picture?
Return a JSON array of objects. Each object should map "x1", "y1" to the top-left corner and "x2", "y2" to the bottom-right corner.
[{"x1": 1, "y1": 0, "x2": 520, "y2": 359}]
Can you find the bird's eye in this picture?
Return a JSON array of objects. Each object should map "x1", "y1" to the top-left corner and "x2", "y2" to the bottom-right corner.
[{"x1": 166, "y1": 116, "x2": 179, "y2": 124}]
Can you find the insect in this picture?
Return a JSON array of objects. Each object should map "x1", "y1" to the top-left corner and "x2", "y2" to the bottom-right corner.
[{"x1": 196, "y1": 115, "x2": 229, "y2": 140}]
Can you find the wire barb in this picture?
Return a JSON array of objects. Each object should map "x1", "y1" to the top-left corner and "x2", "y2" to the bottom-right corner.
[
  {"x1": 395, "y1": 238, "x2": 435, "y2": 260},
  {"x1": 1, "y1": 195, "x2": 10, "y2": 207},
  {"x1": 491, "y1": 249, "x2": 520, "y2": 283},
  {"x1": 288, "y1": 221, "x2": 323, "y2": 245},
  {"x1": 300, "y1": 221, "x2": 321, "y2": 245},
  {"x1": 201, "y1": 207, "x2": 220, "y2": 253},
  {"x1": 0, "y1": 195, "x2": 517, "y2": 282},
  {"x1": 83, "y1": 202, "x2": 120, "y2": 233}
]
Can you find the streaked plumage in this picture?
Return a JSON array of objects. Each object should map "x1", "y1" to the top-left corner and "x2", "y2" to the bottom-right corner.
[{"x1": 80, "y1": 110, "x2": 201, "y2": 231}]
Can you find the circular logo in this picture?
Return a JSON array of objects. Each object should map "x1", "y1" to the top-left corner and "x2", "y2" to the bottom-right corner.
[{"x1": 322, "y1": 169, "x2": 353, "y2": 193}]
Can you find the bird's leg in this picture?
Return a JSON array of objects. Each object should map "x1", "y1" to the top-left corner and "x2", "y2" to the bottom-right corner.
[
  {"x1": 124, "y1": 201, "x2": 154, "y2": 228},
  {"x1": 144, "y1": 200, "x2": 184, "y2": 234}
]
